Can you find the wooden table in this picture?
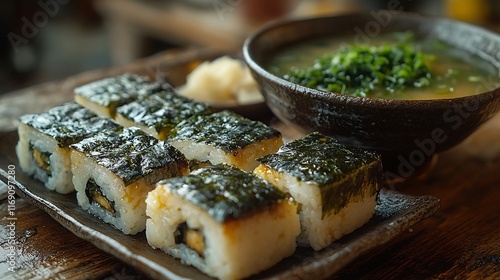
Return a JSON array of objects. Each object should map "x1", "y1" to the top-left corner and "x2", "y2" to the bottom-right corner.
[{"x1": 1, "y1": 48, "x2": 499, "y2": 279}]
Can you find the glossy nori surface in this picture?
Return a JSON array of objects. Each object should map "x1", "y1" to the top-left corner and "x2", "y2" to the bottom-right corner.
[
  {"x1": 320, "y1": 161, "x2": 382, "y2": 216},
  {"x1": 74, "y1": 73, "x2": 165, "y2": 108},
  {"x1": 20, "y1": 103, "x2": 121, "y2": 147},
  {"x1": 2, "y1": 126, "x2": 441, "y2": 280},
  {"x1": 258, "y1": 132, "x2": 380, "y2": 185},
  {"x1": 116, "y1": 90, "x2": 212, "y2": 133},
  {"x1": 258, "y1": 132, "x2": 382, "y2": 215},
  {"x1": 169, "y1": 110, "x2": 281, "y2": 152},
  {"x1": 158, "y1": 164, "x2": 289, "y2": 223},
  {"x1": 71, "y1": 127, "x2": 188, "y2": 185}
]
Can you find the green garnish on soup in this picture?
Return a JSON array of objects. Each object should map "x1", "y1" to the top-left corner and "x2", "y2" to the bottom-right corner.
[{"x1": 284, "y1": 43, "x2": 433, "y2": 98}]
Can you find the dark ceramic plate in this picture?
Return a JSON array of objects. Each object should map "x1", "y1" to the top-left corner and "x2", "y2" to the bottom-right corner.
[{"x1": 0, "y1": 131, "x2": 439, "y2": 279}]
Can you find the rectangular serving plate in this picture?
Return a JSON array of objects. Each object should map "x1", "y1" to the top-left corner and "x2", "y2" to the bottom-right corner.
[{"x1": 0, "y1": 130, "x2": 440, "y2": 279}]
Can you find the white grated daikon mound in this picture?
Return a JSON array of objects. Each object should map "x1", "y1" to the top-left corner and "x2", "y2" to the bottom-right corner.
[{"x1": 178, "y1": 56, "x2": 264, "y2": 106}]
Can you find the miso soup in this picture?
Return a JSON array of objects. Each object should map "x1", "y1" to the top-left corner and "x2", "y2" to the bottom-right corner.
[{"x1": 267, "y1": 33, "x2": 499, "y2": 100}]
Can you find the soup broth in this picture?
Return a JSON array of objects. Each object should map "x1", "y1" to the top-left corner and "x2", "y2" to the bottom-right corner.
[{"x1": 267, "y1": 34, "x2": 499, "y2": 100}]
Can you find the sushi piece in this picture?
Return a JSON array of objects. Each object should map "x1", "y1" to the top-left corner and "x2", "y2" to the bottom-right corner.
[
  {"x1": 115, "y1": 90, "x2": 212, "y2": 140},
  {"x1": 168, "y1": 110, "x2": 283, "y2": 171},
  {"x1": 74, "y1": 73, "x2": 164, "y2": 118},
  {"x1": 254, "y1": 132, "x2": 383, "y2": 250},
  {"x1": 146, "y1": 164, "x2": 300, "y2": 280},
  {"x1": 16, "y1": 103, "x2": 121, "y2": 194},
  {"x1": 70, "y1": 127, "x2": 189, "y2": 234}
]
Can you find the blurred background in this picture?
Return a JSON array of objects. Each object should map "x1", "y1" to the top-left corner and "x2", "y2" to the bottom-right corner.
[{"x1": 1, "y1": 0, "x2": 499, "y2": 95}]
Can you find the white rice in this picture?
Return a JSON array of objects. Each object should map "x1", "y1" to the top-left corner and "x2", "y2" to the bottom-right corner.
[
  {"x1": 146, "y1": 185, "x2": 300, "y2": 280},
  {"x1": 254, "y1": 165, "x2": 378, "y2": 250},
  {"x1": 74, "y1": 94, "x2": 114, "y2": 119},
  {"x1": 169, "y1": 136, "x2": 283, "y2": 172},
  {"x1": 16, "y1": 122, "x2": 74, "y2": 194},
  {"x1": 114, "y1": 113, "x2": 165, "y2": 140},
  {"x1": 71, "y1": 150, "x2": 157, "y2": 235}
]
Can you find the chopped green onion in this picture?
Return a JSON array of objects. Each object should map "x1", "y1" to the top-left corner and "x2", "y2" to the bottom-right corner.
[{"x1": 284, "y1": 43, "x2": 433, "y2": 98}]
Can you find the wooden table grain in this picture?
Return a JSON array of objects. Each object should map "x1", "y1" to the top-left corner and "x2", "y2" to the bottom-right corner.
[
  {"x1": 334, "y1": 114, "x2": 500, "y2": 280},
  {"x1": 1, "y1": 48, "x2": 499, "y2": 280}
]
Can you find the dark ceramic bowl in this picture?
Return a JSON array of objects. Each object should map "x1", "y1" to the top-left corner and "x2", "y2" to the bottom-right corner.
[{"x1": 243, "y1": 13, "x2": 500, "y2": 154}]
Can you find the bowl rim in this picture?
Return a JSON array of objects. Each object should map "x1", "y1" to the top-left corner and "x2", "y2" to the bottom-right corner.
[{"x1": 242, "y1": 12, "x2": 500, "y2": 110}]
